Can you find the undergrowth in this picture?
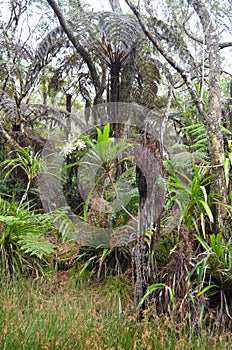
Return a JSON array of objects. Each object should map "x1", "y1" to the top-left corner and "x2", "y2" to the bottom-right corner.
[{"x1": 0, "y1": 275, "x2": 231, "y2": 350}]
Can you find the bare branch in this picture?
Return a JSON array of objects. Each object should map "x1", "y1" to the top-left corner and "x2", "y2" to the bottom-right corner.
[
  {"x1": 219, "y1": 41, "x2": 232, "y2": 49},
  {"x1": 108, "y1": 0, "x2": 123, "y2": 14},
  {"x1": 183, "y1": 23, "x2": 203, "y2": 44},
  {"x1": 46, "y1": 0, "x2": 103, "y2": 104},
  {"x1": 124, "y1": 0, "x2": 207, "y2": 121}
]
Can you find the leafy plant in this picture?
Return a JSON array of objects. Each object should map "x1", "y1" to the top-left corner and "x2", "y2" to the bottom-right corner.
[
  {"x1": 71, "y1": 245, "x2": 131, "y2": 281},
  {"x1": 63, "y1": 123, "x2": 135, "y2": 222},
  {"x1": 167, "y1": 164, "x2": 215, "y2": 237},
  {"x1": 0, "y1": 195, "x2": 54, "y2": 277},
  {"x1": 138, "y1": 283, "x2": 175, "y2": 310},
  {"x1": 179, "y1": 122, "x2": 209, "y2": 162},
  {"x1": 1, "y1": 147, "x2": 42, "y2": 206},
  {"x1": 188, "y1": 233, "x2": 232, "y2": 322},
  {"x1": 189, "y1": 234, "x2": 232, "y2": 287}
]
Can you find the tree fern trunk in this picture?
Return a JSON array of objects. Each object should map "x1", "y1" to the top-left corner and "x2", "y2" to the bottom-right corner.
[{"x1": 133, "y1": 122, "x2": 166, "y2": 317}]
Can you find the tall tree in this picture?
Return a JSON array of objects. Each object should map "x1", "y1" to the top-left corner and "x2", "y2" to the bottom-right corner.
[
  {"x1": 125, "y1": 0, "x2": 232, "y2": 236},
  {"x1": 123, "y1": 0, "x2": 232, "y2": 313}
]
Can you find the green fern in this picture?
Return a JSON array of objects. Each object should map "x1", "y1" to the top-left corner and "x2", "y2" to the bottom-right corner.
[
  {"x1": 0, "y1": 196, "x2": 54, "y2": 275},
  {"x1": 17, "y1": 234, "x2": 53, "y2": 260},
  {"x1": 178, "y1": 122, "x2": 209, "y2": 162}
]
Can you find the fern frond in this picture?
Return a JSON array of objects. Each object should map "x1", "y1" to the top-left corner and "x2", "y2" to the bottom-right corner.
[
  {"x1": 27, "y1": 104, "x2": 85, "y2": 129},
  {"x1": 24, "y1": 27, "x2": 65, "y2": 93},
  {"x1": 182, "y1": 123, "x2": 206, "y2": 134},
  {"x1": 18, "y1": 234, "x2": 54, "y2": 259},
  {"x1": 34, "y1": 27, "x2": 64, "y2": 64},
  {"x1": 99, "y1": 12, "x2": 141, "y2": 51},
  {"x1": 149, "y1": 17, "x2": 198, "y2": 75},
  {"x1": 135, "y1": 54, "x2": 160, "y2": 105},
  {"x1": 180, "y1": 122, "x2": 208, "y2": 161}
]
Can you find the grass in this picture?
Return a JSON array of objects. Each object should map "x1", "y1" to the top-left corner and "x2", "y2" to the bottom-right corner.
[{"x1": 0, "y1": 274, "x2": 231, "y2": 350}]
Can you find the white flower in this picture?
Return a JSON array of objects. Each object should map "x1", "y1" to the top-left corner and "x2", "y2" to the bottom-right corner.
[
  {"x1": 75, "y1": 140, "x2": 86, "y2": 150},
  {"x1": 60, "y1": 138, "x2": 86, "y2": 156}
]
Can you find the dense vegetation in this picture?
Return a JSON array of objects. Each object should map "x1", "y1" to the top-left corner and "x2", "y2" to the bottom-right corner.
[{"x1": 0, "y1": 0, "x2": 232, "y2": 347}]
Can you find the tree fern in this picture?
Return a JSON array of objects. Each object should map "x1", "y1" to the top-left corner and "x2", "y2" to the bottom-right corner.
[
  {"x1": 148, "y1": 15, "x2": 198, "y2": 76},
  {"x1": 133, "y1": 54, "x2": 161, "y2": 107},
  {"x1": 24, "y1": 27, "x2": 66, "y2": 94},
  {"x1": 67, "y1": 10, "x2": 162, "y2": 105}
]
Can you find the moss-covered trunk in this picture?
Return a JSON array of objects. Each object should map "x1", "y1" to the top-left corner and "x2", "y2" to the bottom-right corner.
[{"x1": 189, "y1": 0, "x2": 228, "y2": 236}]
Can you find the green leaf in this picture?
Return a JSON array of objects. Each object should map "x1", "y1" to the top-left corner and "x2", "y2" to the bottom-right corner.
[
  {"x1": 109, "y1": 141, "x2": 133, "y2": 159},
  {"x1": 96, "y1": 123, "x2": 111, "y2": 143},
  {"x1": 102, "y1": 123, "x2": 110, "y2": 141},
  {"x1": 0, "y1": 215, "x2": 22, "y2": 225},
  {"x1": 224, "y1": 158, "x2": 230, "y2": 188},
  {"x1": 196, "y1": 284, "x2": 219, "y2": 297},
  {"x1": 18, "y1": 234, "x2": 54, "y2": 259},
  {"x1": 138, "y1": 283, "x2": 165, "y2": 308},
  {"x1": 199, "y1": 200, "x2": 214, "y2": 223},
  {"x1": 96, "y1": 127, "x2": 103, "y2": 143},
  {"x1": 194, "y1": 233, "x2": 211, "y2": 251}
]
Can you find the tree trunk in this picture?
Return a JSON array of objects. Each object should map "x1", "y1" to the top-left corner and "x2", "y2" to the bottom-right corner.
[
  {"x1": 133, "y1": 122, "x2": 166, "y2": 316},
  {"x1": 109, "y1": 0, "x2": 123, "y2": 14},
  {"x1": 189, "y1": 0, "x2": 227, "y2": 236},
  {"x1": 110, "y1": 65, "x2": 120, "y2": 103}
]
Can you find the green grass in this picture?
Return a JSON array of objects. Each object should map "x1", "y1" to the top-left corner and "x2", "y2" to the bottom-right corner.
[{"x1": 0, "y1": 275, "x2": 231, "y2": 350}]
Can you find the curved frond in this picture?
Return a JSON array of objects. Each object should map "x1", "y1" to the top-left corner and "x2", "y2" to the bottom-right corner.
[
  {"x1": 99, "y1": 12, "x2": 142, "y2": 51},
  {"x1": 137, "y1": 54, "x2": 160, "y2": 102},
  {"x1": 24, "y1": 27, "x2": 65, "y2": 94},
  {"x1": 27, "y1": 103, "x2": 85, "y2": 130},
  {"x1": 181, "y1": 122, "x2": 209, "y2": 161},
  {"x1": 34, "y1": 27, "x2": 64, "y2": 64}
]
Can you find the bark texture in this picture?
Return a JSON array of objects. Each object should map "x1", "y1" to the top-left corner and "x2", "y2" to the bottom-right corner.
[
  {"x1": 133, "y1": 122, "x2": 166, "y2": 314},
  {"x1": 189, "y1": 0, "x2": 227, "y2": 235},
  {"x1": 109, "y1": 0, "x2": 123, "y2": 14}
]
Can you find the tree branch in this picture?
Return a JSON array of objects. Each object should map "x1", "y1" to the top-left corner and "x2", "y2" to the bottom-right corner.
[
  {"x1": 124, "y1": 0, "x2": 207, "y2": 121},
  {"x1": 46, "y1": 0, "x2": 103, "y2": 104},
  {"x1": 219, "y1": 42, "x2": 232, "y2": 49},
  {"x1": 182, "y1": 13, "x2": 232, "y2": 49},
  {"x1": 183, "y1": 23, "x2": 204, "y2": 44},
  {"x1": 108, "y1": 0, "x2": 123, "y2": 14}
]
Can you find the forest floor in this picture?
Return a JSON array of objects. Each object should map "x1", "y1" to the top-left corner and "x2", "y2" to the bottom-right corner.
[{"x1": 0, "y1": 273, "x2": 231, "y2": 350}]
